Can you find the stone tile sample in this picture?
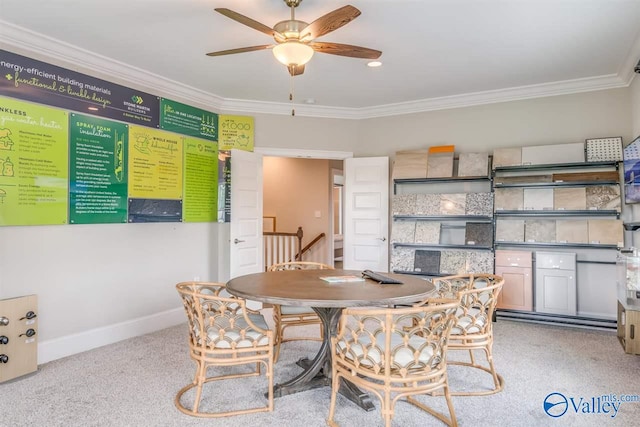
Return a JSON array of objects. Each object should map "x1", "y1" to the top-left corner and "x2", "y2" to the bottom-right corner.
[
  {"x1": 392, "y1": 194, "x2": 416, "y2": 215},
  {"x1": 586, "y1": 137, "x2": 623, "y2": 162},
  {"x1": 391, "y1": 247, "x2": 415, "y2": 272},
  {"x1": 414, "y1": 222, "x2": 441, "y2": 244},
  {"x1": 493, "y1": 147, "x2": 522, "y2": 168},
  {"x1": 588, "y1": 219, "x2": 624, "y2": 246},
  {"x1": 494, "y1": 188, "x2": 524, "y2": 211},
  {"x1": 523, "y1": 188, "x2": 554, "y2": 210},
  {"x1": 466, "y1": 192, "x2": 494, "y2": 216},
  {"x1": 427, "y1": 152, "x2": 454, "y2": 178},
  {"x1": 467, "y1": 251, "x2": 494, "y2": 274},
  {"x1": 493, "y1": 175, "x2": 553, "y2": 185},
  {"x1": 556, "y1": 220, "x2": 588, "y2": 244},
  {"x1": 586, "y1": 185, "x2": 621, "y2": 211},
  {"x1": 414, "y1": 193, "x2": 441, "y2": 215},
  {"x1": 440, "y1": 251, "x2": 468, "y2": 275},
  {"x1": 393, "y1": 150, "x2": 428, "y2": 179},
  {"x1": 457, "y1": 152, "x2": 489, "y2": 177},
  {"x1": 391, "y1": 221, "x2": 416, "y2": 243},
  {"x1": 440, "y1": 193, "x2": 466, "y2": 215},
  {"x1": 525, "y1": 219, "x2": 556, "y2": 243},
  {"x1": 413, "y1": 250, "x2": 441, "y2": 274},
  {"x1": 464, "y1": 222, "x2": 493, "y2": 247},
  {"x1": 495, "y1": 220, "x2": 525, "y2": 242},
  {"x1": 521, "y1": 142, "x2": 584, "y2": 165},
  {"x1": 553, "y1": 187, "x2": 587, "y2": 210}
]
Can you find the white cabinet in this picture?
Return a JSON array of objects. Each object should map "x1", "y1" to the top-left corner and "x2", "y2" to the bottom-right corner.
[{"x1": 535, "y1": 251, "x2": 577, "y2": 315}]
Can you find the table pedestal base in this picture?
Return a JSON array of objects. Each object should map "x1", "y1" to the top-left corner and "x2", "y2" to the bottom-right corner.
[{"x1": 272, "y1": 307, "x2": 375, "y2": 411}]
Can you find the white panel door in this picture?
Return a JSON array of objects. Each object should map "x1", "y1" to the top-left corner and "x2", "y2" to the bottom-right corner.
[
  {"x1": 344, "y1": 157, "x2": 389, "y2": 271},
  {"x1": 230, "y1": 149, "x2": 263, "y2": 309}
]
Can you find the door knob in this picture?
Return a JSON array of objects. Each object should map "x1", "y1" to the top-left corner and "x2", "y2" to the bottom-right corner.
[
  {"x1": 0, "y1": 354, "x2": 8, "y2": 363},
  {"x1": 19, "y1": 329, "x2": 36, "y2": 338},
  {"x1": 19, "y1": 311, "x2": 37, "y2": 321},
  {"x1": 378, "y1": 237, "x2": 387, "y2": 242},
  {"x1": 234, "y1": 238, "x2": 245, "y2": 244},
  {"x1": 0, "y1": 317, "x2": 8, "y2": 326},
  {"x1": 0, "y1": 336, "x2": 8, "y2": 345}
]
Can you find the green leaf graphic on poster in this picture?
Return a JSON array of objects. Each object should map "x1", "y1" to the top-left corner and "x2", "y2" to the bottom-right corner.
[
  {"x1": 0, "y1": 96, "x2": 68, "y2": 226},
  {"x1": 69, "y1": 114, "x2": 128, "y2": 224},
  {"x1": 183, "y1": 138, "x2": 218, "y2": 222},
  {"x1": 160, "y1": 98, "x2": 218, "y2": 142}
]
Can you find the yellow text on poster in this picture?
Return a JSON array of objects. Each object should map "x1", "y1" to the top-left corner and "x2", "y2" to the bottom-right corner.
[
  {"x1": 219, "y1": 115, "x2": 254, "y2": 151},
  {"x1": 0, "y1": 96, "x2": 68, "y2": 226},
  {"x1": 128, "y1": 125, "x2": 183, "y2": 199}
]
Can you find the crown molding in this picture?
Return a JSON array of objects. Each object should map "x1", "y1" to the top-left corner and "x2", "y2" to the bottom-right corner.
[{"x1": 0, "y1": 20, "x2": 636, "y2": 120}]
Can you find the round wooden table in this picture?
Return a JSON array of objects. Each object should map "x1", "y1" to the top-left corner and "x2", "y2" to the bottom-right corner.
[{"x1": 226, "y1": 269, "x2": 435, "y2": 411}]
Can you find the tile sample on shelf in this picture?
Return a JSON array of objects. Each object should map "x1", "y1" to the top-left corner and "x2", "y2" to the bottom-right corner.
[
  {"x1": 457, "y1": 152, "x2": 489, "y2": 177},
  {"x1": 493, "y1": 175, "x2": 553, "y2": 185},
  {"x1": 391, "y1": 221, "x2": 416, "y2": 243},
  {"x1": 392, "y1": 194, "x2": 417, "y2": 215},
  {"x1": 494, "y1": 188, "x2": 524, "y2": 211},
  {"x1": 495, "y1": 220, "x2": 525, "y2": 242},
  {"x1": 525, "y1": 219, "x2": 556, "y2": 243},
  {"x1": 414, "y1": 193, "x2": 441, "y2": 215},
  {"x1": 465, "y1": 192, "x2": 494, "y2": 216},
  {"x1": 464, "y1": 222, "x2": 493, "y2": 247},
  {"x1": 585, "y1": 185, "x2": 621, "y2": 211},
  {"x1": 391, "y1": 247, "x2": 416, "y2": 272},
  {"x1": 427, "y1": 152, "x2": 454, "y2": 178},
  {"x1": 392, "y1": 150, "x2": 429, "y2": 179},
  {"x1": 467, "y1": 251, "x2": 494, "y2": 274},
  {"x1": 523, "y1": 188, "x2": 554, "y2": 210},
  {"x1": 587, "y1": 219, "x2": 624, "y2": 246},
  {"x1": 414, "y1": 222, "x2": 441, "y2": 244},
  {"x1": 413, "y1": 250, "x2": 441, "y2": 274},
  {"x1": 440, "y1": 250, "x2": 467, "y2": 275},
  {"x1": 553, "y1": 187, "x2": 587, "y2": 210},
  {"x1": 493, "y1": 147, "x2": 522, "y2": 168},
  {"x1": 556, "y1": 220, "x2": 589, "y2": 244},
  {"x1": 440, "y1": 193, "x2": 466, "y2": 215},
  {"x1": 521, "y1": 142, "x2": 585, "y2": 165},
  {"x1": 586, "y1": 137, "x2": 623, "y2": 162},
  {"x1": 552, "y1": 171, "x2": 619, "y2": 183}
]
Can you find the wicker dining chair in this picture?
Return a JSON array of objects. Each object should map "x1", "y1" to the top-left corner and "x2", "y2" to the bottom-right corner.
[
  {"x1": 328, "y1": 300, "x2": 461, "y2": 427},
  {"x1": 431, "y1": 274, "x2": 505, "y2": 396},
  {"x1": 175, "y1": 282, "x2": 274, "y2": 418},
  {"x1": 267, "y1": 261, "x2": 334, "y2": 361}
]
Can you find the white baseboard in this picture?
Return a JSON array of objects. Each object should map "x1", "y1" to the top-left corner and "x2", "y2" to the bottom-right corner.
[{"x1": 37, "y1": 307, "x2": 185, "y2": 364}]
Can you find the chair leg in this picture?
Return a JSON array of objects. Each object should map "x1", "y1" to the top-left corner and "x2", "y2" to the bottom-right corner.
[
  {"x1": 484, "y1": 347, "x2": 501, "y2": 390},
  {"x1": 444, "y1": 385, "x2": 458, "y2": 427},
  {"x1": 382, "y1": 388, "x2": 393, "y2": 427},
  {"x1": 192, "y1": 360, "x2": 206, "y2": 413},
  {"x1": 274, "y1": 327, "x2": 283, "y2": 362},
  {"x1": 327, "y1": 368, "x2": 340, "y2": 426}
]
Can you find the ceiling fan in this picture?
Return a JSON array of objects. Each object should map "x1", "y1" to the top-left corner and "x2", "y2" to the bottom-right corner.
[{"x1": 206, "y1": 0, "x2": 382, "y2": 76}]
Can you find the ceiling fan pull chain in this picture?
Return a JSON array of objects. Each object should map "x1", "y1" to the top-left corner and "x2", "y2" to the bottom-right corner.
[{"x1": 290, "y1": 71, "x2": 295, "y2": 116}]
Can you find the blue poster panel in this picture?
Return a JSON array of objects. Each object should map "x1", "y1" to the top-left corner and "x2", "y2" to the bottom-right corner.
[
  {"x1": 0, "y1": 50, "x2": 159, "y2": 128},
  {"x1": 624, "y1": 135, "x2": 640, "y2": 203}
]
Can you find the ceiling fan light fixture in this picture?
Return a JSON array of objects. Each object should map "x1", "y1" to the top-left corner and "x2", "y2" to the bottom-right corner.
[{"x1": 273, "y1": 41, "x2": 314, "y2": 67}]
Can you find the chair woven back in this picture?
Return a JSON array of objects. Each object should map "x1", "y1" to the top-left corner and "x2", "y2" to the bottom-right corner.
[
  {"x1": 176, "y1": 282, "x2": 271, "y2": 355},
  {"x1": 334, "y1": 301, "x2": 459, "y2": 380},
  {"x1": 267, "y1": 261, "x2": 333, "y2": 271}
]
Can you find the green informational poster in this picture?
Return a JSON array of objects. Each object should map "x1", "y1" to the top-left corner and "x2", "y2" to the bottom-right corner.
[
  {"x1": 69, "y1": 114, "x2": 128, "y2": 224},
  {"x1": 183, "y1": 138, "x2": 218, "y2": 222},
  {"x1": 128, "y1": 125, "x2": 183, "y2": 200},
  {"x1": 0, "y1": 96, "x2": 68, "y2": 226},
  {"x1": 219, "y1": 115, "x2": 254, "y2": 151},
  {"x1": 160, "y1": 98, "x2": 218, "y2": 142}
]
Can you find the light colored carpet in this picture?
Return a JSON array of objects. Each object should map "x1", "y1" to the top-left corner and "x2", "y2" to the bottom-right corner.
[{"x1": 2, "y1": 311, "x2": 640, "y2": 426}]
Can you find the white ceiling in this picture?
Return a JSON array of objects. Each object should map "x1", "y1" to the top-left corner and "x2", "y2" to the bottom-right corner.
[{"x1": 1, "y1": 0, "x2": 640, "y2": 118}]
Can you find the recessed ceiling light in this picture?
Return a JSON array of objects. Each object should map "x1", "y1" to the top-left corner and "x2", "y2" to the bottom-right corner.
[
  {"x1": 367, "y1": 61, "x2": 382, "y2": 68},
  {"x1": 88, "y1": 106, "x2": 99, "y2": 111},
  {"x1": 304, "y1": 98, "x2": 316, "y2": 104}
]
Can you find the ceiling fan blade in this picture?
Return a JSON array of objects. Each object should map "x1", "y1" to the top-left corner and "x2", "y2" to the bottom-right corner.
[
  {"x1": 300, "y1": 5, "x2": 361, "y2": 40},
  {"x1": 287, "y1": 64, "x2": 305, "y2": 76},
  {"x1": 206, "y1": 45, "x2": 274, "y2": 57},
  {"x1": 215, "y1": 8, "x2": 281, "y2": 38},
  {"x1": 309, "y1": 42, "x2": 381, "y2": 59}
]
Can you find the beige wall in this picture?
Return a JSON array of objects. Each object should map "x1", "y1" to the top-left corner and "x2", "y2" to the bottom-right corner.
[
  {"x1": 632, "y1": 76, "x2": 640, "y2": 138},
  {"x1": 356, "y1": 89, "x2": 632, "y2": 157},
  {"x1": 263, "y1": 157, "x2": 331, "y2": 264}
]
